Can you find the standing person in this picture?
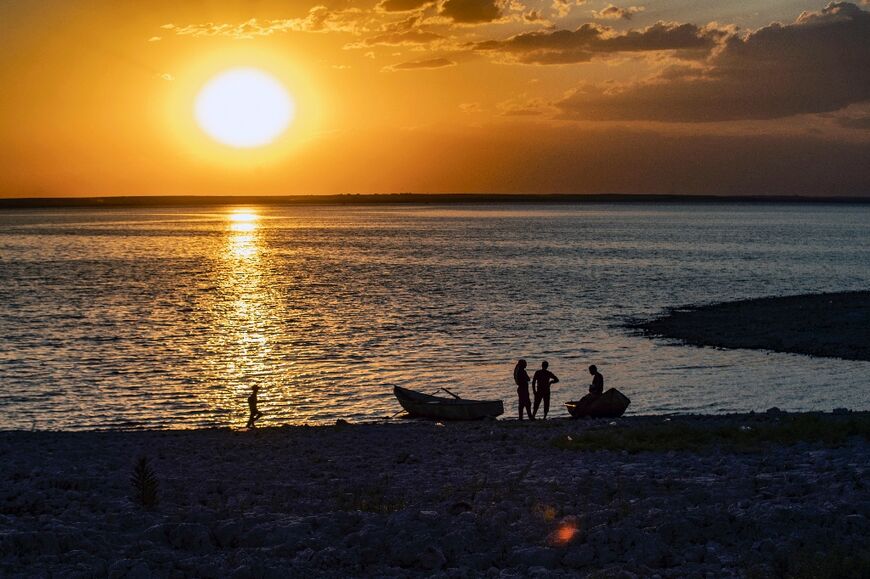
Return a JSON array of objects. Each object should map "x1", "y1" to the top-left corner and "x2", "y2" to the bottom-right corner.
[
  {"x1": 246, "y1": 385, "x2": 263, "y2": 429},
  {"x1": 513, "y1": 359, "x2": 533, "y2": 421},
  {"x1": 588, "y1": 365, "x2": 604, "y2": 396},
  {"x1": 532, "y1": 361, "x2": 559, "y2": 419}
]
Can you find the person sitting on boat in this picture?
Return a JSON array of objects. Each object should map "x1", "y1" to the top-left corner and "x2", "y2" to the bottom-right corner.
[
  {"x1": 588, "y1": 365, "x2": 604, "y2": 396},
  {"x1": 513, "y1": 359, "x2": 533, "y2": 421},
  {"x1": 532, "y1": 361, "x2": 559, "y2": 419}
]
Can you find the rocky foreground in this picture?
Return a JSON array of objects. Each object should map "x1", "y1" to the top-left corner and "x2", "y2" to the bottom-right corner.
[
  {"x1": 630, "y1": 291, "x2": 870, "y2": 362},
  {"x1": 1, "y1": 413, "x2": 868, "y2": 578}
]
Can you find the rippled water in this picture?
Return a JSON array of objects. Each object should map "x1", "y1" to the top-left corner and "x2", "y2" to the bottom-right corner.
[{"x1": 1, "y1": 203, "x2": 868, "y2": 430}]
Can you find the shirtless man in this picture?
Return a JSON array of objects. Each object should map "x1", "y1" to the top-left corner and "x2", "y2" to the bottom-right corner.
[
  {"x1": 532, "y1": 361, "x2": 559, "y2": 419},
  {"x1": 588, "y1": 365, "x2": 604, "y2": 396}
]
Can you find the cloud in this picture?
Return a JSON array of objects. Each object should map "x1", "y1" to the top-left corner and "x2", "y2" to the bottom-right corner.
[
  {"x1": 344, "y1": 13, "x2": 447, "y2": 48},
  {"x1": 523, "y1": 9, "x2": 546, "y2": 22},
  {"x1": 594, "y1": 4, "x2": 644, "y2": 20},
  {"x1": 475, "y1": 21, "x2": 727, "y2": 64},
  {"x1": 347, "y1": 28, "x2": 444, "y2": 47},
  {"x1": 439, "y1": 0, "x2": 503, "y2": 23},
  {"x1": 557, "y1": 2, "x2": 870, "y2": 121},
  {"x1": 552, "y1": 0, "x2": 586, "y2": 18},
  {"x1": 384, "y1": 57, "x2": 458, "y2": 70},
  {"x1": 459, "y1": 102, "x2": 483, "y2": 112},
  {"x1": 497, "y1": 96, "x2": 554, "y2": 115},
  {"x1": 837, "y1": 115, "x2": 870, "y2": 129},
  {"x1": 163, "y1": 6, "x2": 372, "y2": 39},
  {"x1": 377, "y1": 0, "x2": 433, "y2": 11}
]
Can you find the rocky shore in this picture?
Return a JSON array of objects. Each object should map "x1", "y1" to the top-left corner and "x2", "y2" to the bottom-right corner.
[
  {"x1": 630, "y1": 291, "x2": 870, "y2": 361},
  {"x1": 1, "y1": 413, "x2": 868, "y2": 578}
]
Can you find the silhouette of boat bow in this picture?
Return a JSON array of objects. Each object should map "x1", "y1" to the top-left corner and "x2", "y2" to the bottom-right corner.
[{"x1": 393, "y1": 386, "x2": 504, "y2": 420}]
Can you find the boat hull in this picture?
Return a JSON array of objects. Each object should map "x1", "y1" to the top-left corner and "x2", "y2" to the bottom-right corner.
[
  {"x1": 566, "y1": 388, "x2": 631, "y2": 419},
  {"x1": 393, "y1": 386, "x2": 504, "y2": 420}
]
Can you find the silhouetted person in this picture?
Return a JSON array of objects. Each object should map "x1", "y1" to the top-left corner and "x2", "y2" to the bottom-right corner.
[
  {"x1": 246, "y1": 385, "x2": 263, "y2": 429},
  {"x1": 589, "y1": 365, "x2": 604, "y2": 396},
  {"x1": 513, "y1": 359, "x2": 533, "y2": 421},
  {"x1": 532, "y1": 361, "x2": 559, "y2": 419}
]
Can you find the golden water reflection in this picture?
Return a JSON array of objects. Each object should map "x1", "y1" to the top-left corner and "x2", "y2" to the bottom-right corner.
[{"x1": 198, "y1": 208, "x2": 283, "y2": 426}]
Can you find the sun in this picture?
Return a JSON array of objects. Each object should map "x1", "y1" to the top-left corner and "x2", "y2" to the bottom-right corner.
[{"x1": 194, "y1": 68, "x2": 295, "y2": 149}]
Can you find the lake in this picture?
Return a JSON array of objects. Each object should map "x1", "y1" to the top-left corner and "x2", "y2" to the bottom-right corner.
[{"x1": 1, "y1": 202, "x2": 868, "y2": 430}]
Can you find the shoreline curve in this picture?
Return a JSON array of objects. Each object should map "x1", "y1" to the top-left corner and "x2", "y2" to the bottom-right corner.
[{"x1": 630, "y1": 291, "x2": 870, "y2": 362}]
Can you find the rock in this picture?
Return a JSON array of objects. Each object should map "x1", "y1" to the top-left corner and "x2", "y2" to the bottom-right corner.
[
  {"x1": 335, "y1": 419, "x2": 350, "y2": 426},
  {"x1": 766, "y1": 407, "x2": 785, "y2": 415},
  {"x1": 418, "y1": 510, "x2": 440, "y2": 523},
  {"x1": 562, "y1": 545, "x2": 595, "y2": 568},
  {"x1": 450, "y1": 501, "x2": 473, "y2": 515},
  {"x1": 127, "y1": 562, "x2": 152, "y2": 579},
  {"x1": 167, "y1": 523, "x2": 213, "y2": 553},
  {"x1": 141, "y1": 524, "x2": 168, "y2": 545},
  {"x1": 418, "y1": 546, "x2": 446, "y2": 570},
  {"x1": 684, "y1": 545, "x2": 705, "y2": 563},
  {"x1": 509, "y1": 546, "x2": 561, "y2": 568},
  {"x1": 212, "y1": 520, "x2": 243, "y2": 549},
  {"x1": 229, "y1": 565, "x2": 253, "y2": 579}
]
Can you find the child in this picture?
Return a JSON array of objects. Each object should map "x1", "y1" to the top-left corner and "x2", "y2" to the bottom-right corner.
[{"x1": 246, "y1": 385, "x2": 263, "y2": 429}]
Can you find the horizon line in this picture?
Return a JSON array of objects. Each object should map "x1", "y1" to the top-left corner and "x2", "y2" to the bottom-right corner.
[{"x1": 2, "y1": 192, "x2": 870, "y2": 209}]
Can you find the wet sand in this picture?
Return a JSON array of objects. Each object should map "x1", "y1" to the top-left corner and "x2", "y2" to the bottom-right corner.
[
  {"x1": 1, "y1": 413, "x2": 868, "y2": 578},
  {"x1": 631, "y1": 291, "x2": 870, "y2": 361}
]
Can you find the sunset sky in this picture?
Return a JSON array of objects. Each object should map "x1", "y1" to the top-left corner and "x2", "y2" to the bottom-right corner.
[{"x1": 1, "y1": 0, "x2": 869, "y2": 197}]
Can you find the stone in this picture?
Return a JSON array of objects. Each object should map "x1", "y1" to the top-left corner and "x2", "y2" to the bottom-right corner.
[
  {"x1": 562, "y1": 545, "x2": 595, "y2": 568},
  {"x1": 450, "y1": 501, "x2": 473, "y2": 515},
  {"x1": 167, "y1": 523, "x2": 213, "y2": 553},
  {"x1": 509, "y1": 546, "x2": 561, "y2": 568},
  {"x1": 418, "y1": 546, "x2": 447, "y2": 570}
]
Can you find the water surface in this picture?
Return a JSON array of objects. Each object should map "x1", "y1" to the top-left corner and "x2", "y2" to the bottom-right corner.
[{"x1": 1, "y1": 203, "x2": 868, "y2": 429}]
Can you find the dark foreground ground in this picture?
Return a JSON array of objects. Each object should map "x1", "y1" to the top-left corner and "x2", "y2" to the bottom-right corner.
[
  {"x1": 631, "y1": 291, "x2": 870, "y2": 362},
  {"x1": 1, "y1": 412, "x2": 868, "y2": 578}
]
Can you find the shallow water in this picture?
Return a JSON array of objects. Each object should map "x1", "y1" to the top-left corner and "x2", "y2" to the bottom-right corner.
[{"x1": 0, "y1": 202, "x2": 868, "y2": 430}]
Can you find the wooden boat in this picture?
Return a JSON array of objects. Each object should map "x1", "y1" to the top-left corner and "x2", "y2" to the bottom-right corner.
[
  {"x1": 565, "y1": 388, "x2": 631, "y2": 419},
  {"x1": 393, "y1": 386, "x2": 504, "y2": 420}
]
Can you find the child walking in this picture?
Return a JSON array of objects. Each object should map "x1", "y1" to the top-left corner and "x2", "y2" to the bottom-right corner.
[{"x1": 246, "y1": 385, "x2": 263, "y2": 428}]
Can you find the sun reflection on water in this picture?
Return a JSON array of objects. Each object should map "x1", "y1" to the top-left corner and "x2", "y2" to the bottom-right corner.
[
  {"x1": 197, "y1": 208, "x2": 281, "y2": 426},
  {"x1": 229, "y1": 211, "x2": 258, "y2": 234}
]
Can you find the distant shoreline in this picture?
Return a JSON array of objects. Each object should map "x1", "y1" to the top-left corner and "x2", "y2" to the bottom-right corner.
[
  {"x1": 630, "y1": 290, "x2": 870, "y2": 362},
  {"x1": 2, "y1": 193, "x2": 870, "y2": 209}
]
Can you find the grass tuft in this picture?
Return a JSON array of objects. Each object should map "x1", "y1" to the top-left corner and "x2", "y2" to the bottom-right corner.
[
  {"x1": 553, "y1": 414, "x2": 870, "y2": 454},
  {"x1": 130, "y1": 456, "x2": 159, "y2": 509}
]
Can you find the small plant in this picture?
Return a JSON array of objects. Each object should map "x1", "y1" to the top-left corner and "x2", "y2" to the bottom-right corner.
[{"x1": 131, "y1": 456, "x2": 159, "y2": 509}]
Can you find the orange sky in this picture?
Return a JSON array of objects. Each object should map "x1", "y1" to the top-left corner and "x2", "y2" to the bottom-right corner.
[{"x1": 1, "y1": 0, "x2": 868, "y2": 197}]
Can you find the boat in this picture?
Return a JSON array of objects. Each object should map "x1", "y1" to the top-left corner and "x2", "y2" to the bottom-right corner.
[
  {"x1": 393, "y1": 386, "x2": 504, "y2": 420},
  {"x1": 565, "y1": 388, "x2": 631, "y2": 418}
]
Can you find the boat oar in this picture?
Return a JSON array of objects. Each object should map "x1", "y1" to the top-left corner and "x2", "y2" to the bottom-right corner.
[{"x1": 440, "y1": 387, "x2": 461, "y2": 400}]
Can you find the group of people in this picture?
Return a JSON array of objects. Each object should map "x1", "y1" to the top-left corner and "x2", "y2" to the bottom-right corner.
[
  {"x1": 513, "y1": 360, "x2": 603, "y2": 420},
  {"x1": 245, "y1": 361, "x2": 605, "y2": 428}
]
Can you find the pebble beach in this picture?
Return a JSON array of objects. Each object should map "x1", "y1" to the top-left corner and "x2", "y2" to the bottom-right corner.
[{"x1": 2, "y1": 412, "x2": 868, "y2": 578}]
